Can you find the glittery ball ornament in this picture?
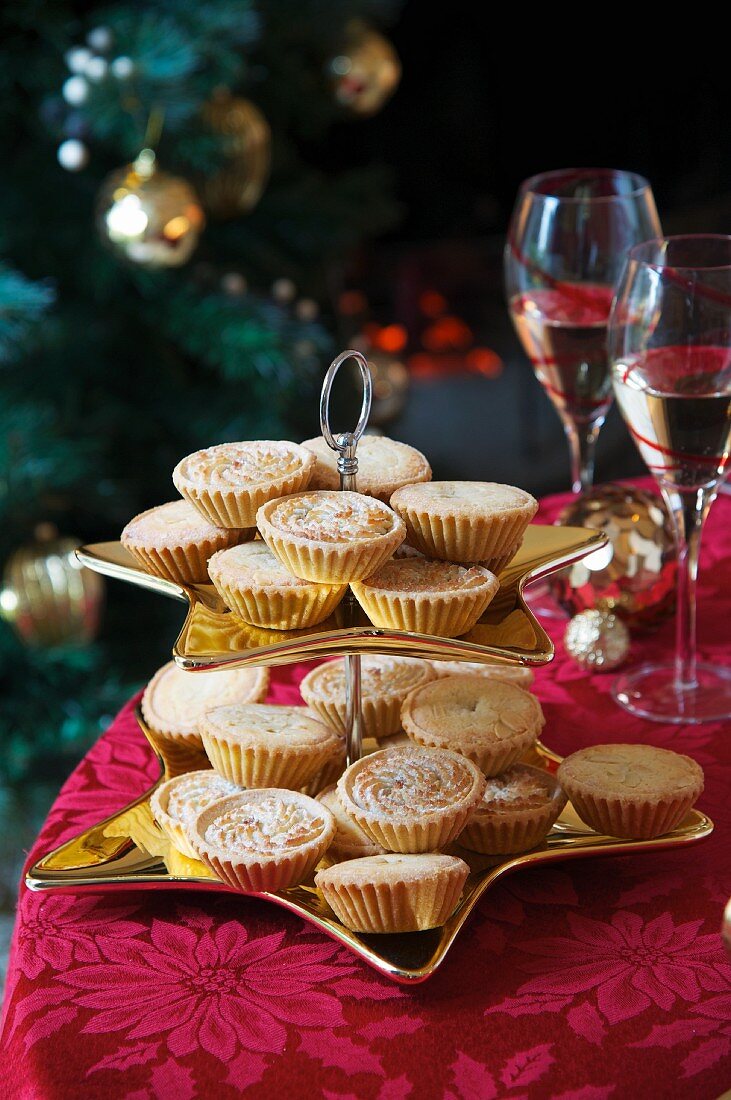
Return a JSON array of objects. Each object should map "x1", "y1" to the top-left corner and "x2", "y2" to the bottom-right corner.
[
  {"x1": 329, "y1": 21, "x2": 401, "y2": 116},
  {"x1": 200, "y1": 93, "x2": 271, "y2": 219},
  {"x1": 564, "y1": 609, "x2": 630, "y2": 672},
  {"x1": 96, "y1": 149, "x2": 205, "y2": 268},
  {"x1": 549, "y1": 484, "x2": 676, "y2": 629},
  {"x1": 0, "y1": 525, "x2": 103, "y2": 647}
]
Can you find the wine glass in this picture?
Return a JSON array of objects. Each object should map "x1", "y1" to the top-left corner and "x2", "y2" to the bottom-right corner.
[
  {"x1": 609, "y1": 234, "x2": 731, "y2": 723},
  {"x1": 505, "y1": 168, "x2": 661, "y2": 494}
]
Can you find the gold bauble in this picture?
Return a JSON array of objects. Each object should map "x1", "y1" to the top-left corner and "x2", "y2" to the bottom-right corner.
[
  {"x1": 0, "y1": 524, "x2": 104, "y2": 647},
  {"x1": 200, "y1": 94, "x2": 271, "y2": 219},
  {"x1": 96, "y1": 149, "x2": 205, "y2": 268},
  {"x1": 329, "y1": 22, "x2": 401, "y2": 116},
  {"x1": 564, "y1": 609, "x2": 630, "y2": 672},
  {"x1": 549, "y1": 484, "x2": 676, "y2": 629}
]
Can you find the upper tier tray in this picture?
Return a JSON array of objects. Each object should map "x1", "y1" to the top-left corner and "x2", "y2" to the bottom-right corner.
[{"x1": 77, "y1": 524, "x2": 605, "y2": 670}]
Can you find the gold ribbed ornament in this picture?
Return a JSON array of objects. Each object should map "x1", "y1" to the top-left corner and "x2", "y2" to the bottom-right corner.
[
  {"x1": 0, "y1": 525, "x2": 104, "y2": 647},
  {"x1": 200, "y1": 94, "x2": 271, "y2": 219}
]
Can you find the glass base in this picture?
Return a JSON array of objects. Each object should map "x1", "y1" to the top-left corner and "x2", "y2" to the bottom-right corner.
[{"x1": 612, "y1": 661, "x2": 731, "y2": 724}]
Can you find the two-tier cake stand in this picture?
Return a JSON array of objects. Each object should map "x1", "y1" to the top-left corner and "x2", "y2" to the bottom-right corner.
[{"x1": 26, "y1": 352, "x2": 713, "y2": 983}]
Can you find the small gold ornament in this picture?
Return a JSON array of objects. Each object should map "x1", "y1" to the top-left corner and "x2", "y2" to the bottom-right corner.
[
  {"x1": 329, "y1": 21, "x2": 401, "y2": 116},
  {"x1": 564, "y1": 609, "x2": 630, "y2": 672},
  {"x1": 96, "y1": 149, "x2": 205, "y2": 268},
  {"x1": 549, "y1": 484, "x2": 676, "y2": 629},
  {"x1": 0, "y1": 524, "x2": 104, "y2": 647},
  {"x1": 200, "y1": 93, "x2": 271, "y2": 219}
]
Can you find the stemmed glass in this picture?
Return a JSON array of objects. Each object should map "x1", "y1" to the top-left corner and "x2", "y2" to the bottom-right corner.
[
  {"x1": 505, "y1": 169, "x2": 661, "y2": 494},
  {"x1": 609, "y1": 235, "x2": 731, "y2": 723}
]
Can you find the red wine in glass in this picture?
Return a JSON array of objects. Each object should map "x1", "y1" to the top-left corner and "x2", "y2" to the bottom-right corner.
[
  {"x1": 613, "y1": 347, "x2": 731, "y2": 492},
  {"x1": 510, "y1": 283, "x2": 615, "y2": 426}
]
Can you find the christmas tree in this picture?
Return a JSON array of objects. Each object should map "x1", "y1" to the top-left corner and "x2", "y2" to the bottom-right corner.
[{"x1": 0, "y1": 0, "x2": 402, "y2": 786}]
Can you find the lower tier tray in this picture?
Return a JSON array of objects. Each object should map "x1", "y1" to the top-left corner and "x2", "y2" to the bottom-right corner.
[
  {"x1": 26, "y1": 721, "x2": 713, "y2": 985},
  {"x1": 76, "y1": 523, "x2": 606, "y2": 670}
]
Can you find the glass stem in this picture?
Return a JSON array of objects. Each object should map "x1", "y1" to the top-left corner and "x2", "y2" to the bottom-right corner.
[
  {"x1": 661, "y1": 486, "x2": 714, "y2": 692},
  {"x1": 565, "y1": 420, "x2": 602, "y2": 495}
]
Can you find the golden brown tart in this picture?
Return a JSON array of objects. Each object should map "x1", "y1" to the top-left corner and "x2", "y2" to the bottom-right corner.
[
  {"x1": 256, "y1": 490, "x2": 405, "y2": 583},
  {"x1": 350, "y1": 557, "x2": 499, "y2": 637},
  {"x1": 401, "y1": 674, "x2": 544, "y2": 776},
  {"x1": 121, "y1": 500, "x2": 252, "y2": 584},
  {"x1": 208, "y1": 541, "x2": 347, "y2": 630},
  {"x1": 189, "y1": 789, "x2": 335, "y2": 892},
  {"x1": 315, "y1": 852, "x2": 469, "y2": 933},
  {"x1": 389, "y1": 481, "x2": 537, "y2": 569},
  {"x1": 458, "y1": 763, "x2": 567, "y2": 854},
  {"x1": 172, "y1": 440, "x2": 315, "y2": 528},
  {"x1": 199, "y1": 702, "x2": 341, "y2": 789},
  {"x1": 337, "y1": 744, "x2": 485, "y2": 852},
  {"x1": 299, "y1": 655, "x2": 434, "y2": 740},
  {"x1": 557, "y1": 744, "x2": 704, "y2": 839},
  {"x1": 316, "y1": 785, "x2": 385, "y2": 862},
  {"x1": 150, "y1": 770, "x2": 242, "y2": 859}
]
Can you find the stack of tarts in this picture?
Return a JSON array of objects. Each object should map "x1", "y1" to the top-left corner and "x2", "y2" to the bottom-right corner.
[
  {"x1": 129, "y1": 431, "x2": 704, "y2": 939},
  {"x1": 121, "y1": 432, "x2": 540, "y2": 640}
]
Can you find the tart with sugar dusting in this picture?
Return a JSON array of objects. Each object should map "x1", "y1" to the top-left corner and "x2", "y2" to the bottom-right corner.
[
  {"x1": 458, "y1": 763, "x2": 567, "y2": 854},
  {"x1": 199, "y1": 702, "x2": 341, "y2": 789},
  {"x1": 300, "y1": 434, "x2": 431, "y2": 502},
  {"x1": 427, "y1": 659, "x2": 534, "y2": 687},
  {"x1": 208, "y1": 541, "x2": 347, "y2": 630},
  {"x1": 300, "y1": 655, "x2": 434, "y2": 740},
  {"x1": 316, "y1": 786, "x2": 385, "y2": 862},
  {"x1": 315, "y1": 852, "x2": 469, "y2": 933},
  {"x1": 337, "y1": 744, "x2": 485, "y2": 852},
  {"x1": 121, "y1": 499, "x2": 253, "y2": 584},
  {"x1": 172, "y1": 440, "x2": 315, "y2": 529},
  {"x1": 557, "y1": 744, "x2": 704, "y2": 839},
  {"x1": 256, "y1": 490, "x2": 405, "y2": 583},
  {"x1": 389, "y1": 481, "x2": 537, "y2": 569},
  {"x1": 141, "y1": 661, "x2": 269, "y2": 776},
  {"x1": 401, "y1": 674, "x2": 544, "y2": 776},
  {"x1": 189, "y1": 789, "x2": 335, "y2": 893},
  {"x1": 150, "y1": 770, "x2": 242, "y2": 860},
  {"x1": 350, "y1": 557, "x2": 499, "y2": 637}
]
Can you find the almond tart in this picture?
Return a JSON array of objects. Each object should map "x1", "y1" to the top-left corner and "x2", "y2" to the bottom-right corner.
[
  {"x1": 458, "y1": 764, "x2": 567, "y2": 854},
  {"x1": 150, "y1": 770, "x2": 242, "y2": 860},
  {"x1": 557, "y1": 744, "x2": 704, "y2": 840},
  {"x1": 337, "y1": 744, "x2": 485, "y2": 853},
  {"x1": 316, "y1": 785, "x2": 385, "y2": 862},
  {"x1": 208, "y1": 540, "x2": 347, "y2": 630},
  {"x1": 121, "y1": 499, "x2": 252, "y2": 584},
  {"x1": 301, "y1": 434, "x2": 431, "y2": 502},
  {"x1": 256, "y1": 490, "x2": 405, "y2": 583},
  {"x1": 141, "y1": 662, "x2": 270, "y2": 776},
  {"x1": 199, "y1": 702, "x2": 341, "y2": 789},
  {"x1": 189, "y1": 789, "x2": 335, "y2": 893},
  {"x1": 300, "y1": 655, "x2": 434, "y2": 740},
  {"x1": 389, "y1": 481, "x2": 537, "y2": 569},
  {"x1": 172, "y1": 440, "x2": 316, "y2": 529},
  {"x1": 350, "y1": 557, "x2": 499, "y2": 637},
  {"x1": 401, "y1": 674, "x2": 544, "y2": 777},
  {"x1": 315, "y1": 852, "x2": 469, "y2": 933}
]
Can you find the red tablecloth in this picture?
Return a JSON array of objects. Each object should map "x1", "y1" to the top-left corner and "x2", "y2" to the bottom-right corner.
[{"x1": 2, "y1": 485, "x2": 730, "y2": 1100}]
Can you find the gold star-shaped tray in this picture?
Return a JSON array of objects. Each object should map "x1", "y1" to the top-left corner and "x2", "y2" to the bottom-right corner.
[
  {"x1": 26, "y1": 721, "x2": 712, "y2": 984},
  {"x1": 75, "y1": 523, "x2": 606, "y2": 670}
]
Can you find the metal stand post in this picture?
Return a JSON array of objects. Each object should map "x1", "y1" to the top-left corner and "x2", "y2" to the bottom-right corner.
[{"x1": 319, "y1": 350, "x2": 373, "y2": 768}]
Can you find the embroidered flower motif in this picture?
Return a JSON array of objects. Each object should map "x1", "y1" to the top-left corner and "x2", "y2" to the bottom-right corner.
[
  {"x1": 58, "y1": 920, "x2": 358, "y2": 1065},
  {"x1": 489, "y1": 911, "x2": 731, "y2": 1025}
]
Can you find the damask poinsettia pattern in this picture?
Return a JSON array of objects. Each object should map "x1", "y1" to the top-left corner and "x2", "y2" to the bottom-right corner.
[{"x1": 1, "y1": 482, "x2": 729, "y2": 1098}]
